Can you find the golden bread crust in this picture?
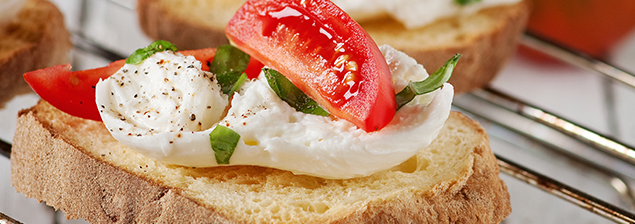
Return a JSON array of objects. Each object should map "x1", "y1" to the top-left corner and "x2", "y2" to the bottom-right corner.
[
  {"x1": 137, "y1": 0, "x2": 233, "y2": 51},
  {"x1": 11, "y1": 101, "x2": 235, "y2": 224},
  {"x1": 334, "y1": 114, "x2": 511, "y2": 224},
  {"x1": 11, "y1": 100, "x2": 510, "y2": 223},
  {"x1": 0, "y1": 0, "x2": 71, "y2": 107}
]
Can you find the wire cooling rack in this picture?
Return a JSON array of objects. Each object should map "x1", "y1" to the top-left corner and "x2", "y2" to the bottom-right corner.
[
  {"x1": 454, "y1": 32, "x2": 635, "y2": 223},
  {"x1": 1, "y1": 0, "x2": 635, "y2": 223}
]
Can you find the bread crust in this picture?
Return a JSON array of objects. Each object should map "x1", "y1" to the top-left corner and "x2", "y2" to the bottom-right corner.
[
  {"x1": 136, "y1": 0, "x2": 529, "y2": 93},
  {"x1": 11, "y1": 101, "x2": 510, "y2": 223},
  {"x1": 11, "y1": 102, "x2": 236, "y2": 224},
  {"x1": 334, "y1": 114, "x2": 511, "y2": 224},
  {"x1": 363, "y1": 1, "x2": 531, "y2": 93},
  {"x1": 0, "y1": 0, "x2": 71, "y2": 107},
  {"x1": 0, "y1": 212, "x2": 22, "y2": 224},
  {"x1": 137, "y1": 0, "x2": 229, "y2": 51}
]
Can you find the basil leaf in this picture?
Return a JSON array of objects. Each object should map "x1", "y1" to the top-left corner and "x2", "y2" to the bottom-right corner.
[
  {"x1": 125, "y1": 40, "x2": 178, "y2": 64},
  {"x1": 264, "y1": 68, "x2": 330, "y2": 116},
  {"x1": 210, "y1": 45, "x2": 251, "y2": 94},
  {"x1": 209, "y1": 125, "x2": 240, "y2": 164},
  {"x1": 454, "y1": 0, "x2": 482, "y2": 5},
  {"x1": 228, "y1": 73, "x2": 248, "y2": 98},
  {"x1": 395, "y1": 54, "x2": 460, "y2": 109}
]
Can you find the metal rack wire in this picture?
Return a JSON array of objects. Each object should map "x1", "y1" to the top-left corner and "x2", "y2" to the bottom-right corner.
[
  {"x1": 453, "y1": 32, "x2": 635, "y2": 223},
  {"x1": 497, "y1": 155, "x2": 635, "y2": 223},
  {"x1": 1, "y1": 3, "x2": 635, "y2": 222}
]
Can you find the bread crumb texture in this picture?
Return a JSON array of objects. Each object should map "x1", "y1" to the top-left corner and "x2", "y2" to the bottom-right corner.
[{"x1": 12, "y1": 100, "x2": 511, "y2": 223}]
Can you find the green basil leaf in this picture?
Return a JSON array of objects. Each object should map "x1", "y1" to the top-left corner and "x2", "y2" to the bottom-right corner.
[
  {"x1": 228, "y1": 73, "x2": 248, "y2": 98},
  {"x1": 125, "y1": 40, "x2": 178, "y2": 64},
  {"x1": 264, "y1": 68, "x2": 330, "y2": 116},
  {"x1": 209, "y1": 125, "x2": 241, "y2": 164},
  {"x1": 395, "y1": 54, "x2": 460, "y2": 109},
  {"x1": 454, "y1": 0, "x2": 482, "y2": 5},
  {"x1": 210, "y1": 45, "x2": 251, "y2": 94}
]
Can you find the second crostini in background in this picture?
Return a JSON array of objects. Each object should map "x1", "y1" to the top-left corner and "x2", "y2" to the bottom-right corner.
[{"x1": 136, "y1": 0, "x2": 530, "y2": 93}]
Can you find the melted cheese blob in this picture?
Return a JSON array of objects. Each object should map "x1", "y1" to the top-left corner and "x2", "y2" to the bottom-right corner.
[
  {"x1": 96, "y1": 45, "x2": 453, "y2": 179},
  {"x1": 331, "y1": 0, "x2": 520, "y2": 29},
  {"x1": 96, "y1": 53, "x2": 228, "y2": 163}
]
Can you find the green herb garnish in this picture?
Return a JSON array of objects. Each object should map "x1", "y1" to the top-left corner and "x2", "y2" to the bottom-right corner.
[
  {"x1": 210, "y1": 45, "x2": 251, "y2": 95},
  {"x1": 209, "y1": 125, "x2": 241, "y2": 164},
  {"x1": 264, "y1": 68, "x2": 330, "y2": 116},
  {"x1": 125, "y1": 40, "x2": 178, "y2": 64},
  {"x1": 395, "y1": 54, "x2": 460, "y2": 109},
  {"x1": 228, "y1": 73, "x2": 248, "y2": 98},
  {"x1": 454, "y1": 0, "x2": 482, "y2": 5}
]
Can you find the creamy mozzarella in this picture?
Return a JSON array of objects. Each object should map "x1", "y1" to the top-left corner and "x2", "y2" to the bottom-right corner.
[
  {"x1": 96, "y1": 46, "x2": 453, "y2": 179},
  {"x1": 96, "y1": 52, "x2": 228, "y2": 165},
  {"x1": 331, "y1": 0, "x2": 520, "y2": 29}
]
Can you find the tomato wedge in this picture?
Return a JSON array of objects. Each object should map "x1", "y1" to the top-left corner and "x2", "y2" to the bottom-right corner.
[
  {"x1": 179, "y1": 48, "x2": 217, "y2": 71},
  {"x1": 244, "y1": 58, "x2": 265, "y2": 80},
  {"x1": 24, "y1": 60, "x2": 125, "y2": 121},
  {"x1": 24, "y1": 48, "x2": 264, "y2": 121},
  {"x1": 226, "y1": 0, "x2": 396, "y2": 132}
]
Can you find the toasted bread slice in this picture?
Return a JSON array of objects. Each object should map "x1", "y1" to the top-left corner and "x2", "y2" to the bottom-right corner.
[
  {"x1": 137, "y1": 0, "x2": 529, "y2": 93},
  {"x1": 0, "y1": 0, "x2": 71, "y2": 107},
  {"x1": 11, "y1": 100, "x2": 510, "y2": 223}
]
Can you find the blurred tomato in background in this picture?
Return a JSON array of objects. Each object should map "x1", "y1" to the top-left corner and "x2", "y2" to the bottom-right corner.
[{"x1": 521, "y1": 0, "x2": 635, "y2": 61}]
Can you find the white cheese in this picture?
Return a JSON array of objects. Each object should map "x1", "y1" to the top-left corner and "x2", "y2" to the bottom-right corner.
[
  {"x1": 96, "y1": 45, "x2": 453, "y2": 179},
  {"x1": 96, "y1": 52, "x2": 228, "y2": 165},
  {"x1": 331, "y1": 0, "x2": 521, "y2": 29}
]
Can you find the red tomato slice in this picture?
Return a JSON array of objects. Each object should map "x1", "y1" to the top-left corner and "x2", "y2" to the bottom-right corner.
[
  {"x1": 244, "y1": 58, "x2": 265, "y2": 80},
  {"x1": 24, "y1": 48, "x2": 233, "y2": 121},
  {"x1": 178, "y1": 48, "x2": 264, "y2": 79},
  {"x1": 24, "y1": 60, "x2": 125, "y2": 121},
  {"x1": 226, "y1": 0, "x2": 396, "y2": 132},
  {"x1": 179, "y1": 48, "x2": 217, "y2": 71}
]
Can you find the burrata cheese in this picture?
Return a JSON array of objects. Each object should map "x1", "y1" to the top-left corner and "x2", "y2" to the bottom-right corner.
[{"x1": 96, "y1": 45, "x2": 453, "y2": 179}]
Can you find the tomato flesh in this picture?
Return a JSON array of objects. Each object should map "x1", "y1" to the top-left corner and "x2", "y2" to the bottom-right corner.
[
  {"x1": 24, "y1": 61, "x2": 124, "y2": 121},
  {"x1": 244, "y1": 58, "x2": 265, "y2": 80},
  {"x1": 180, "y1": 47, "x2": 264, "y2": 79},
  {"x1": 226, "y1": 0, "x2": 396, "y2": 132},
  {"x1": 180, "y1": 48, "x2": 217, "y2": 71},
  {"x1": 23, "y1": 48, "x2": 247, "y2": 121}
]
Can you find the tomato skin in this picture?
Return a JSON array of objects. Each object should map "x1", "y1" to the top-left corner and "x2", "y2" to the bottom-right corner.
[
  {"x1": 24, "y1": 48, "x2": 227, "y2": 121},
  {"x1": 244, "y1": 59, "x2": 265, "y2": 79},
  {"x1": 24, "y1": 61, "x2": 125, "y2": 121},
  {"x1": 226, "y1": 0, "x2": 396, "y2": 132},
  {"x1": 178, "y1": 47, "x2": 264, "y2": 79},
  {"x1": 179, "y1": 48, "x2": 217, "y2": 71}
]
